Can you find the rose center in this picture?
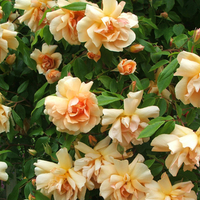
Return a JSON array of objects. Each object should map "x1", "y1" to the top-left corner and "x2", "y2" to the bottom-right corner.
[
  {"x1": 68, "y1": 97, "x2": 86, "y2": 117},
  {"x1": 39, "y1": 54, "x2": 54, "y2": 71}
]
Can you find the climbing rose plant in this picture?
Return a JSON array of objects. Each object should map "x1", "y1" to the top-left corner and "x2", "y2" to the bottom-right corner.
[{"x1": 0, "y1": 0, "x2": 200, "y2": 199}]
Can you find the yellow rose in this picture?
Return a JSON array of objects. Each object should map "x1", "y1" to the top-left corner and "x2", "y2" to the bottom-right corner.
[
  {"x1": 44, "y1": 76, "x2": 102, "y2": 135},
  {"x1": 30, "y1": 43, "x2": 62, "y2": 74},
  {"x1": 0, "y1": 104, "x2": 11, "y2": 133},
  {"x1": 0, "y1": 162, "x2": 8, "y2": 181},
  {"x1": 174, "y1": 51, "x2": 200, "y2": 107},
  {"x1": 34, "y1": 148, "x2": 86, "y2": 200},
  {"x1": 77, "y1": 0, "x2": 139, "y2": 54},
  {"x1": 117, "y1": 59, "x2": 137, "y2": 75}
]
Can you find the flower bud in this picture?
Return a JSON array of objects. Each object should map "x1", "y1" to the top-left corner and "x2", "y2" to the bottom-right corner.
[
  {"x1": 28, "y1": 194, "x2": 35, "y2": 200},
  {"x1": 193, "y1": 28, "x2": 200, "y2": 44},
  {"x1": 160, "y1": 12, "x2": 168, "y2": 19},
  {"x1": 117, "y1": 59, "x2": 137, "y2": 75},
  {"x1": 45, "y1": 69, "x2": 61, "y2": 84},
  {"x1": 169, "y1": 38, "x2": 173, "y2": 47},
  {"x1": 6, "y1": 54, "x2": 16, "y2": 65},
  {"x1": 87, "y1": 51, "x2": 101, "y2": 62},
  {"x1": 0, "y1": 7, "x2": 3, "y2": 20},
  {"x1": 43, "y1": 143, "x2": 52, "y2": 156},
  {"x1": 28, "y1": 149, "x2": 37, "y2": 156},
  {"x1": 32, "y1": 179, "x2": 36, "y2": 187},
  {"x1": 88, "y1": 135, "x2": 97, "y2": 147},
  {"x1": 129, "y1": 44, "x2": 144, "y2": 53}
]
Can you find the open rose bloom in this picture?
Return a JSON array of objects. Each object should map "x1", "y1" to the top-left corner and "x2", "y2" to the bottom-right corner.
[
  {"x1": 74, "y1": 136, "x2": 132, "y2": 190},
  {"x1": 0, "y1": 22, "x2": 19, "y2": 63},
  {"x1": 44, "y1": 76, "x2": 102, "y2": 135},
  {"x1": 145, "y1": 172, "x2": 197, "y2": 200},
  {"x1": 34, "y1": 148, "x2": 86, "y2": 200},
  {"x1": 30, "y1": 43, "x2": 62, "y2": 75},
  {"x1": 46, "y1": 0, "x2": 92, "y2": 45},
  {"x1": 0, "y1": 162, "x2": 8, "y2": 181},
  {"x1": 14, "y1": 0, "x2": 56, "y2": 32},
  {"x1": 151, "y1": 124, "x2": 200, "y2": 176},
  {"x1": 77, "y1": 0, "x2": 139, "y2": 54},
  {"x1": 101, "y1": 90, "x2": 159, "y2": 147},
  {"x1": 0, "y1": 104, "x2": 11, "y2": 133},
  {"x1": 174, "y1": 51, "x2": 200, "y2": 107},
  {"x1": 98, "y1": 154, "x2": 153, "y2": 200}
]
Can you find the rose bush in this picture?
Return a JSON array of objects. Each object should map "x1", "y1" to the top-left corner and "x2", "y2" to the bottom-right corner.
[{"x1": 1, "y1": 0, "x2": 200, "y2": 199}]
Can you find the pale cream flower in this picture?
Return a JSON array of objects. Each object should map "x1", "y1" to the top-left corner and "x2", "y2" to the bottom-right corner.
[
  {"x1": 0, "y1": 104, "x2": 11, "y2": 133},
  {"x1": 0, "y1": 22, "x2": 19, "y2": 63},
  {"x1": 174, "y1": 51, "x2": 200, "y2": 107},
  {"x1": 46, "y1": 0, "x2": 89, "y2": 45},
  {"x1": 151, "y1": 124, "x2": 200, "y2": 176},
  {"x1": 34, "y1": 148, "x2": 86, "y2": 200},
  {"x1": 0, "y1": 162, "x2": 8, "y2": 181},
  {"x1": 74, "y1": 136, "x2": 132, "y2": 190},
  {"x1": 14, "y1": 0, "x2": 56, "y2": 32},
  {"x1": 145, "y1": 172, "x2": 197, "y2": 200},
  {"x1": 101, "y1": 90, "x2": 159, "y2": 147},
  {"x1": 44, "y1": 76, "x2": 102, "y2": 135},
  {"x1": 30, "y1": 43, "x2": 62, "y2": 74},
  {"x1": 117, "y1": 59, "x2": 137, "y2": 75},
  {"x1": 98, "y1": 154, "x2": 153, "y2": 200},
  {"x1": 77, "y1": 0, "x2": 139, "y2": 54}
]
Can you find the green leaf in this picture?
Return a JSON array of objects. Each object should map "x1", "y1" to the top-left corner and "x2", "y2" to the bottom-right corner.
[
  {"x1": 17, "y1": 80, "x2": 29, "y2": 94},
  {"x1": 31, "y1": 29, "x2": 42, "y2": 48},
  {"x1": 186, "y1": 109, "x2": 196, "y2": 125},
  {"x1": 157, "y1": 58, "x2": 178, "y2": 93},
  {"x1": 34, "y1": 82, "x2": 48, "y2": 102},
  {"x1": 173, "y1": 24, "x2": 185, "y2": 36},
  {"x1": 0, "y1": 77, "x2": 9, "y2": 90},
  {"x1": 175, "y1": 103, "x2": 182, "y2": 118},
  {"x1": 0, "y1": 150, "x2": 11, "y2": 155},
  {"x1": 144, "y1": 159, "x2": 155, "y2": 168},
  {"x1": 164, "y1": 0, "x2": 175, "y2": 12},
  {"x1": 2, "y1": 1, "x2": 12, "y2": 21},
  {"x1": 98, "y1": 75, "x2": 112, "y2": 90},
  {"x1": 24, "y1": 182, "x2": 33, "y2": 199},
  {"x1": 149, "y1": 116, "x2": 173, "y2": 124},
  {"x1": 117, "y1": 143, "x2": 124, "y2": 155},
  {"x1": 97, "y1": 95, "x2": 121, "y2": 106},
  {"x1": 35, "y1": 136, "x2": 50, "y2": 153},
  {"x1": 11, "y1": 110, "x2": 23, "y2": 128},
  {"x1": 149, "y1": 60, "x2": 169, "y2": 72},
  {"x1": 43, "y1": 25, "x2": 53, "y2": 45},
  {"x1": 173, "y1": 34, "x2": 188, "y2": 48},
  {"x1": 150, "y1": 163, "x2": 163, "y2": 176},
  {"x1": 62, "y1": 134, "x2": 77, "y2": 150},
  {"x1": 35, "y1": 98, "x2": 45, "y2": 110},
  {"x1": 62, "y1": 2, "x2": 88, "y2": 11},
  {"x1": 157, "y1": 98, "x2": 167, "y2": 116},
  {"x1": 17, "y1": 37, "x2": 37, "y2": 70},
  {"x1": 156, "y1": 121, "x2": 175, "y2": 136},
  {"x1": 168, "y1": 11, "x2": 181, "y2": 22},
  {"x1": 137, "y1": 39, "x2": 156, "y2": 53},
  {"x1": 35, "y1": 190, "x2": 50, "y2": 200},
  {"x1": 73, "y1": 57, "x2": 88, "y2": 81},
  {"x1": 129, "y1": 74, "x2": 143, "y2": 90},
  {"x1": 139, "y1": 16, "x2": 158, "y2": 29},
  {"x1": 7, "y1": 179, "x2": 28, "y2": 200},
  {"x1": 24, "y1": 159, "x2": 36, "y2": 179},
  {"x1": 138, "y1": 121, "x2": 165, "y2": 139},
  {"x1": 31, "y1": 106, "x2": 44, "y2": 125},
  {"x1": 61, "y1": 63, "x2": 72, "y2": 78}
]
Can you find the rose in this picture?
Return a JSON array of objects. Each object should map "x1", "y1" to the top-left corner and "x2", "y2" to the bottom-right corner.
[
  {"x1": 77, "y1": 0, "x2": 138, "y2": 54},
  {"x1": 14, "y1": 0, "x2": 56, "y2": 32},
  {"x1": 30, "y1": 43, "x2": 62, "y2": 74},
  {"x1": 0, "y1": 22, "x2": 19, "y2": 63},
  {"x1": 0, "y1": 104, "x2": 11, "y2": 134},
  {"x1": 44, "y1": 76, "x2": 102, "y2": 135},
  {"x1": 0, "y1": 162, "x2": 8, "y2": 181},
  {"x1": 117, "y1": 59, "x2": 137, "y2": 75},
  {"x1": 45, "y1": 69, "x2": 61, "y2": 84},
  {"x1": 174, "y1": 51, "x2": 200, "y2": 107}
]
